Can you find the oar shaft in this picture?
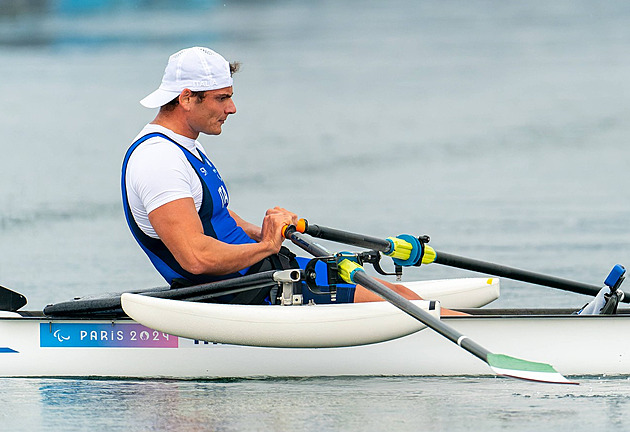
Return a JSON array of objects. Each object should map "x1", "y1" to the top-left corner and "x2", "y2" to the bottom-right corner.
[
  {"x1": 351, "y1": 270, "x2": 490, "y2": 363},
  {"x1": 286, "y1": 228, "x2": 332, "y2": 257},
  {"x1": 304, "y1": 223, "x2": 393, "y2": 253},
  {"x1": 434, "y1": 251, "x2": 630, "y2": 302}
]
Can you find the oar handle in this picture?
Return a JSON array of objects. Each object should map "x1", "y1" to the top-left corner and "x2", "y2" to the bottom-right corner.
[{"x1": 299, "y1": 220, "x2": 393, "y2": 253}]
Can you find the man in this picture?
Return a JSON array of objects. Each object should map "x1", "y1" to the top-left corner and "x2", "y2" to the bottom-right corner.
[{"x1": 122, "y1": 46, "x2": 426, "y2": 305}]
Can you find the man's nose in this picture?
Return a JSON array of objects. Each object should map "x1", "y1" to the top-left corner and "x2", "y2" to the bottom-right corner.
[{"x1": 226, "y1": 99, "x2": 236, "y2": 114}]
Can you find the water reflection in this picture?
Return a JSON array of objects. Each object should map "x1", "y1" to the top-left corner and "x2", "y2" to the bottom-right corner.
[
  {"x1": 23, "y1": 376, "x2": 630, "y2": 431},
  {"x1": 38, "y1": 379, "x2": 216, "y2": 431}
]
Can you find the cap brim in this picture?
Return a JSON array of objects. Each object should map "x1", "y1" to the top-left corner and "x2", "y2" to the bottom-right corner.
[{"x1": 140, "y1": 88, "x2": 181, "y2": 108}]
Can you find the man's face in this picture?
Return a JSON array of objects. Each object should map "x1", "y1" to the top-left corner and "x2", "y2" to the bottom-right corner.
[{"x1": 187, "y1": 87, "x2": 236, "y2": 136}]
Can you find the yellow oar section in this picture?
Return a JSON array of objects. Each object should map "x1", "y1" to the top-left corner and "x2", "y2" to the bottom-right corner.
[
  {"x1": 384, "y1": 236, "x2": 415, "y2": 261},
  {"x1": 337, "y1": 258, "x2": 363, "y2": 284},
  {"x1": 421, "y1": 244, "x2": 437, "y2": 265}
]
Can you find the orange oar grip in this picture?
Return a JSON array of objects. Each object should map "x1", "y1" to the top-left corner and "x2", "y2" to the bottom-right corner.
[
  {"x1": 282, "y1": 219, "x2": 307, "y2": 238},
  {"x1": 296, "y1": 218, "x2": 307, "y2": 233}
]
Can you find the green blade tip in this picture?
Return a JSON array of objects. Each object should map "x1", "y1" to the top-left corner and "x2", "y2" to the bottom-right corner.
[
  {"x1": 487, "y1": 353, "x2": 557, "y2": 374},
  {"x1": 487, "y1": 353, "x2": 577, "y2": 385}
]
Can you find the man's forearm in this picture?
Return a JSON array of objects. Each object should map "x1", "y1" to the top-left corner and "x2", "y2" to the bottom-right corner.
[
  {"x1": 183, "y1": 238, "x2": 276, "y2": 276},
  {"x1": 229, "y1": 209, "x2": 262, "y2": 241}
]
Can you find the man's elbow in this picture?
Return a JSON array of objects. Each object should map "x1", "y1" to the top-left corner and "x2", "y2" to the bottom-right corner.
[
  {"x1": 178, "y1": 256, "x2": 209, "y2": 276},
  {"x1": 178, "y1": 255, "x2": 223, "y2": 276}
]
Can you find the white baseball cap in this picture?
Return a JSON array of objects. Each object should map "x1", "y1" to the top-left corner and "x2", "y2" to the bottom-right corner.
[{"x1": 140, "y1": 47, "x2": 234, "y2": 108}]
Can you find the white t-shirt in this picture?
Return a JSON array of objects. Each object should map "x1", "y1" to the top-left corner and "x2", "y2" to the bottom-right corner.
[{"x1": 125, "y1": 124, "x2": 208, "y2": 239}]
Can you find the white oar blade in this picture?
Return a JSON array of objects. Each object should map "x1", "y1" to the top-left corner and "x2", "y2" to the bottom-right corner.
[{"x1": 487, "y1": 354, "x2": 578, "y2": 385}]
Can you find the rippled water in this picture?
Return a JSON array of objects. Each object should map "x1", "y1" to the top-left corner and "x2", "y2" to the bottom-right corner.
[
  {"x1": 1, "y1": 0, "x2": 630, "y2": 430},
  {"x1": 2, "y1": 377, "x2": 630, "y2": 432}
]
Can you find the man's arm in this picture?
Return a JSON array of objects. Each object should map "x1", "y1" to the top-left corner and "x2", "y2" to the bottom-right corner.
[{"x1": 149, "y1": 198, "x2": 296, "y2": 276}]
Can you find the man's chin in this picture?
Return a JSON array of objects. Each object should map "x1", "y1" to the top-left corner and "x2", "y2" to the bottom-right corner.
[{"x1": 206, "y1": 126, "x2": 222, "y2": 136}]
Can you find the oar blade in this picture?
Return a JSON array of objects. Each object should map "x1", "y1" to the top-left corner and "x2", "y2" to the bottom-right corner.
[{"x1": 487, "y1": 353, "x2": 578, "y2": 385}]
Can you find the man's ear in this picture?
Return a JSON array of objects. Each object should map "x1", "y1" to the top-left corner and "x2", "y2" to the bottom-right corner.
[{"x1": 179, "y1": 89, "x2": 193, "y2": 110}]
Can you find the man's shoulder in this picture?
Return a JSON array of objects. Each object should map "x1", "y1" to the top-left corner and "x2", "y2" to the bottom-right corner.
[
  {"x1": 127, "y1": 136, "x2": 190, "y2": 176},
  {"x1": 130, "y1": 137, "x2": 184, "y2": 159}
]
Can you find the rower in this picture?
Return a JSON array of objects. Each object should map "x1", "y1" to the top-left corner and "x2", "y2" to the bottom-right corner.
[{"x1": 122, "y1": 47, "x2": 431, "y2": 307}]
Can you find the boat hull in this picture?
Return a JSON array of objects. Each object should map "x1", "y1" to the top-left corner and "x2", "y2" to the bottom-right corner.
[
  {"x1": 1, "y1": 313, "x2": 628, "y2": 378},
  {"x1": 1, "y1": 277, "x2": 625, "y2": 378}
]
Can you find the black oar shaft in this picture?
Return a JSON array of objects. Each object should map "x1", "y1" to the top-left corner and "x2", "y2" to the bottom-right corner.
[
  {"x1": 304, "y1": 223, "x2": 392, "y2": 253},
  {"x1": 434, "y1": 251, "x2": 630, "y2": 302},
  {"x1": 351, "y1": 270, "x2": 490, "y2": 363},
  {"x1": 288, "y1": 228, "x2": 333, "y2": 257}
]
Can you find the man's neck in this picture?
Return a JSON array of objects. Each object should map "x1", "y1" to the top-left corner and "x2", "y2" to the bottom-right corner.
[{"x1": 151, "y1": 111, "x2": 199, "y2": 140}]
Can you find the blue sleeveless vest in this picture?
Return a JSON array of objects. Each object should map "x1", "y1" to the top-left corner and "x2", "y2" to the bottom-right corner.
[{"x1": 121, "y1": 132, "x2": 255, "y2": 285}]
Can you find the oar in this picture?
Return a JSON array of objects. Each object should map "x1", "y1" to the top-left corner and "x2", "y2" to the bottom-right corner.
[
  {"x1": 0, "y1": 285, "x2": 27, "y2": 312},
  {"x1": 424, "y1": 250, "x2": 629, "y2": 302},
  {"x1": 283, "y1": 225, "x2": 576, "y2": 385},
  {"x1": 297, "y1": 220, "x2": 629, "y2": 302}
]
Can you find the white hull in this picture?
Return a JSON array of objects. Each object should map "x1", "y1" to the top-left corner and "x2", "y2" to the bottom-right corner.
[
  {"x1": 1, "y1": 277, "x2": 627, "y2": 378},
  {"x1": 1, "y1": 313, "x2": 629, "y2": 378}
]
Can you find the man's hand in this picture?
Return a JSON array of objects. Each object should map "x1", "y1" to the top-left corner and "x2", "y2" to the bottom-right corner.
[{"x1": 259, "y1": 207, "x2": 298, "y2": 254}]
